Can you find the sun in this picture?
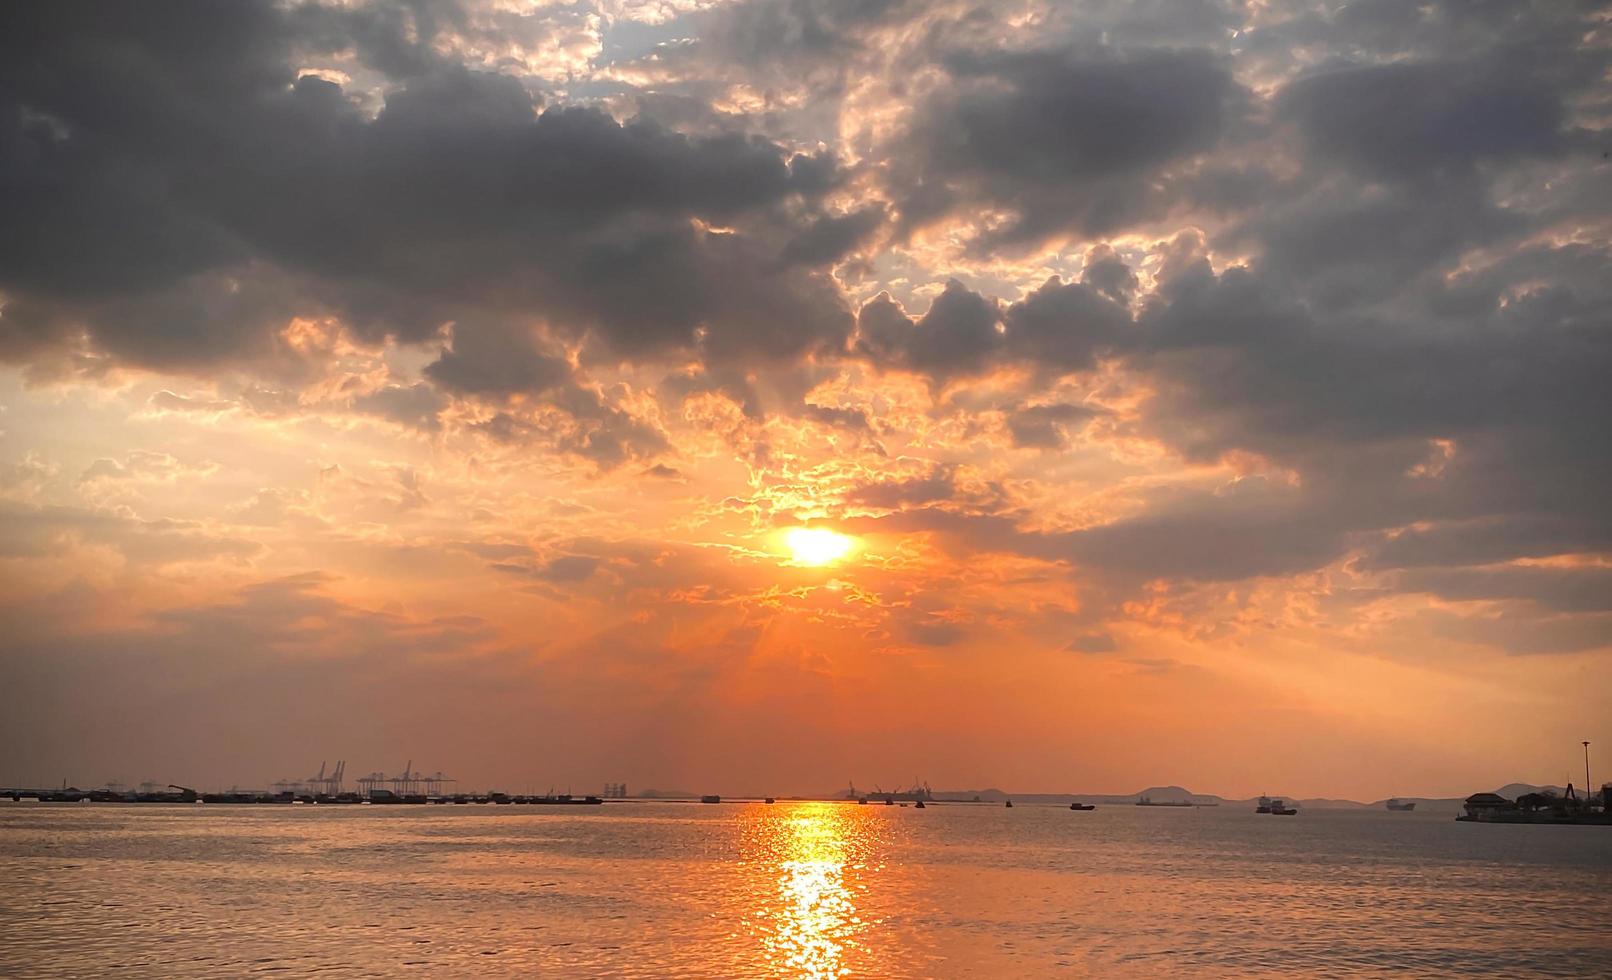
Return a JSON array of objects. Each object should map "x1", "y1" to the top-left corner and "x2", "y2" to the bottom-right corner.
[{"x1": 781, "y1": 527, "x2": 856, "y2": 567}]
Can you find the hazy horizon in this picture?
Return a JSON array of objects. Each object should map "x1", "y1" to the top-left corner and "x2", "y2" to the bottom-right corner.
[
  {"x1": 0, "y1": 762, "x2": 1592, "y2": 805},
  {"x1": 2, "y1": 0, "x2": 1609, "y2": 805}
]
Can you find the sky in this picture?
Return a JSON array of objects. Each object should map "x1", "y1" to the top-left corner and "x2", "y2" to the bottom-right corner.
[{"x1": 1, "y1": 0, "x2": 1609, "y2": 800}]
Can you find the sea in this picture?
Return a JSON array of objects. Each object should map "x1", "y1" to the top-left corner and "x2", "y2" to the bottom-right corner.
[{"x1": 2, "y1": 801, "x2": 1609, "y2": 977}]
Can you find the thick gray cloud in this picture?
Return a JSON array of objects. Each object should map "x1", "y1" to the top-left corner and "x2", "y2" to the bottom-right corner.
[
  {"x1": 350, "y1": 383, "x2": 447, "y2": 432},
  {"x1": 0, "y1": 0, "x2": 854, "y2": 378},
  {"x1": 1279, "y1": 60, "x2": 1566, "y2": 183},
  {"x1": 853, "y1": 275, "x2": 1129, "y2": 380},
  {"x1": 896, "y1": 45, "x2": 1245, "y2": 244}
]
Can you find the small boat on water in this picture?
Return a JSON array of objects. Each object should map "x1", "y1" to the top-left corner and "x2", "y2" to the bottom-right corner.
[
  {"x1": 1070, "y1": 803, "x2": 1095, "y2": 811},
  {"x1": 915, "y1": 799, "x2": 925, "y2": 808},
  {"x1": 1005, "y1": 800, "x2": 1013, "y2": 808},
  {"x1": 700, "y1": 795, "x2": 721, "y2": 804},
  {"x1": 764, "y1": 797, "x2": 775, "y2": 804},
  {"x1": 1386, "y1": 798, "x2": 1416, "y2": 811}
]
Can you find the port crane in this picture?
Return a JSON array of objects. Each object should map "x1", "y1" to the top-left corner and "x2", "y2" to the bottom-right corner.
[
  {"x1": 354, "y1": 761, "x2": 454, "y2": 798},
  {"x1": 306, "y1": 760, "x2": 345, "y2": 796}
]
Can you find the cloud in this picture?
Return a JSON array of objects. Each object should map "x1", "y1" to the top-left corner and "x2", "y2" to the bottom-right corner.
[
  {"x1": 0, "y1": 1, "x2": 855, "y2": 384},
  {"x1": 1, "y1": 0, "x2": 1611, "y2": 798},
  {"x1": 896, "y1": 44, "x2": 1244, "y2": 244},
  {"x1": 1067, "y1": 631, "x2": 1117, "y2": 654},
  {"x1": 852, "y1": 274, "x2": 1128, "y2": 380},
  {"x1": 0, "y1": 501, "x2": 261, "y2": 566},
  {"x1": 1278, "y1": 59, "x2": 1567, "y2": 184},
  {"x1": 350, "y1": 382, "x2": 447, "y2": 431}
]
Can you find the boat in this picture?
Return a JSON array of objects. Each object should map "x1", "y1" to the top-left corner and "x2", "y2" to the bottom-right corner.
[
  {"x1": 1386, "y1": 798, "x2": 1416, "y2": 812},
  {"x1": 524, "y1": 793, "x2": 604, "y2": 805},
  {"x1": 915, "y1": 799, "x2": 925, "y2": 808},
  {"x1": 700, "y1": 795, "x2": 721, "y2": 804},
  {"x1": 1259, "y1": 797, "x2": 1296, "y2": 815},
  {"x1": 1005, "y1": 800, "x2": 1013, "y2": 808},
  {"x1": 1136, "y1": 796, "x2": 1194, "y2": 807},
  {"x1": 1070, "y1": 803, "x2": 1094, "y2": 811},
  {"x1": 764, "y1": 797, "x2": 775, "y2": 804}
]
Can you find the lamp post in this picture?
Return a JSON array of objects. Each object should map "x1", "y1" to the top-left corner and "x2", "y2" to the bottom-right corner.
[{"x1": 1584, "y1": 741, "x2": 1592, "y2": 802}]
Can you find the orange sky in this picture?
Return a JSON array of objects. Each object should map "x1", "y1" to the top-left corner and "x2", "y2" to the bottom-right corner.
[{"x1": 1, "y1": 0, "x2": 1609, "y2": 798}]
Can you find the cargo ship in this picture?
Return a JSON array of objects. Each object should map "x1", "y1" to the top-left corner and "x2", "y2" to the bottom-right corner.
[
  {"x1": 1386, "y1": 798, "x2": 1416, "y2": 811},
  {"x1": 1136, "y1": 796, "x2": 1195, "y2": 807}
]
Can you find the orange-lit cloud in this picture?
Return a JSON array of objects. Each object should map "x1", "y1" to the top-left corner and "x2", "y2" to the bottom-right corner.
[{"x1": 0, "y1": 0, "x2": 1608, "y2": 799}]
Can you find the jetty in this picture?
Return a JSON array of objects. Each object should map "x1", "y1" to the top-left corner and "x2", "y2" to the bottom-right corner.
[{"x1": 1457, "y1": 785, "x2": 1611, "y2": 825}]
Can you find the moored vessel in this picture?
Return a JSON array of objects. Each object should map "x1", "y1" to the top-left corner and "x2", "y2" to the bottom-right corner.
[{"x1": 1137, "y1": 796, "x2": 1194, "y2": 807}]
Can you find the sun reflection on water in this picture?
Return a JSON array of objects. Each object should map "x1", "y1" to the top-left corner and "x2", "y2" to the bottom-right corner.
[{"x1": 745, "y1": 802, "x2": 881, "y2": 979}]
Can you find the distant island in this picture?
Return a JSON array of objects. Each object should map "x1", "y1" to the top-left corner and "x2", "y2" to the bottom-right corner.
[{"x1": 918, "y1": 783, "x2": 1579, "y2": 812}]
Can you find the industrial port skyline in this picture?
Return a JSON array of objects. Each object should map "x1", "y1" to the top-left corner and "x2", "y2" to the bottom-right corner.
[{"x1": 7, "y1": 760, "x2": 1595, "y2": 811}]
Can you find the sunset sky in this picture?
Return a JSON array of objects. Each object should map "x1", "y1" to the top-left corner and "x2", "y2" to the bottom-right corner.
[{"x1": 2, "y1": 0, "x2": 1609, "y2": 799}]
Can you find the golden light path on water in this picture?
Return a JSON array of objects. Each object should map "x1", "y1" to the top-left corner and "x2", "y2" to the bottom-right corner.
[{"x1": 745, "y1": 802, "x2": 882, "y2": 978}]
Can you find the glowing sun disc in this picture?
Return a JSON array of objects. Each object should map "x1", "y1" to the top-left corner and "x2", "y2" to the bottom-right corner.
[{"x1": 783, "y1": 527, "x2": 855, "y2": 566}]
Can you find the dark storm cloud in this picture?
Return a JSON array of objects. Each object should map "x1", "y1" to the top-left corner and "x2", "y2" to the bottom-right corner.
[
  {"x1": 350, "y1": 383, "x2": 447, "y2": 431},
  {"x1": 781, "y1": 206, "x2": 886, "y2": 267},
  {"x1": 852, "y1": 274, "x2": 1129, "y2": 380},
  {"x1": 610, "y1": 0, "x2": 917, "y2": 113},
  {"x1": 423, "y1": 322, "x2": 573, "y2": 399},
  {"x1": 1005, "y1": 403, "x2": 1097, "y2": 450},
  {"x1": 1129, "y1": 246, "x2": 1612, "y2": 464},
  {"x1": 1278, "y1": 60, "x2": 1567, "y2": 183},
  {"x1": 896, "y1": 45, "x2": 1244, "y2": 243},
  {"x1": 854, "y1": 280, "x2": 999, "y2": 376},
  {"x1": 0, "y1": 0, "x2": 853, "y2": 379}
]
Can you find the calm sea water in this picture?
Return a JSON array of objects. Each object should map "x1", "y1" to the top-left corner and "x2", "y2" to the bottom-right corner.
[{"x1": 2, "y1": 801, "x2": 1609, "y2": 977}]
